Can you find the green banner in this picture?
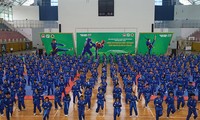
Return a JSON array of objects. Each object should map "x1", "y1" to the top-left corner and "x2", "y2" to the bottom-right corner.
[
  {"x1": 40, "y1": 33, "x2": 75, "y2": 55},
  {"x1": 137, "y1": 33, "x2": 173, "y2": 55},
  {"x1": 77, "y1": 32, "x2": 135, "y2": 56}
]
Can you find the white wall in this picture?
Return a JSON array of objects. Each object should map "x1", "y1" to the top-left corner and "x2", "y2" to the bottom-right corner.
[
  {"x1": 180, "y1": 28, "x2": 199, "y2": 38},
  {"x1": 174, "y1": 5, "x2": 200, "y2": 20},
  {"x1": 155, "y1": 28, "x2": 199, "y2": 49},
  {"x1": 13, "y1": 6, "x2": 39, "y2": 20},
  {"x1": 44, "y1": 28, "x2": 59, "y2": 33},
  {"x1": 58, "y1": 0, "x2": 154, "y2": 48},
  {"x1": 17, "y1": 28, "x2": 32, "y2": 41},
  {"x1": 32, "y1": 28, "x2": 44, "y2": 48}
]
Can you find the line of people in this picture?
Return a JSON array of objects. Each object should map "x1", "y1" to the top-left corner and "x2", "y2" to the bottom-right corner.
[{"x1": 0, "y1": 53, "x2": 199, "y2": 120}]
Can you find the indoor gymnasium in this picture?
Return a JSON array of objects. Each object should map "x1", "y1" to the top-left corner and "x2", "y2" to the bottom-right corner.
[{"x1": 0, "y1": 0, "x2": 200, "y2": 120}]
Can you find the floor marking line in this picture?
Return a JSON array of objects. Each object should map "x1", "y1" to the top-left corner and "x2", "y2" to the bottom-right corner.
[
  {"x1": 149, "y1": 107, "x2": 155, "y2": 118},
  {"x1": 53, "y1": 110, "x2": 59, "y2": 119}
]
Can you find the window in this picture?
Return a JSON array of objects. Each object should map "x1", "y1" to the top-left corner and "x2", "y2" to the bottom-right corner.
[
  {"x1": 51, "y1": 0, "x2": 58, "y2": 6},
  {"x1": 23, "y1": 0, "x2": 34, "y2": 6},
  {"x1": 155, "y1": 0, "x2": 162, "y2": 5}
]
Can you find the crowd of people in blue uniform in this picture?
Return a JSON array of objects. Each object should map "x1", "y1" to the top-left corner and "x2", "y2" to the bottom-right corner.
[{"x1": 0, "y1": 52, "x2": 199, "y2": 120}]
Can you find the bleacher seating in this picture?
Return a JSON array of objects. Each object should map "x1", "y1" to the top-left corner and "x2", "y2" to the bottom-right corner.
[
  {"x1": 0, "y1": 23, "x2": 27, "y2": 43},
  {"x1": 0, "y1": 23, "x2": 10, "y2": 31},
  {"x1": 188, "y1": 30, "x2": 200, "y2": 41}
]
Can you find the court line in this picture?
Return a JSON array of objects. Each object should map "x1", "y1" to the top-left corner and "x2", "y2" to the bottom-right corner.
[
  {"x1": 53, "y1": 110, "x2": 59, "y2": 119},
  {"x1": 149, "y1": 107, "x2": 155, "y2": 118}
]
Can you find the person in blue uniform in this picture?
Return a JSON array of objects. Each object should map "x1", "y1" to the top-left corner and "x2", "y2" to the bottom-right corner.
[
  {"x1": 78, "y1": 95, "x2": 86, "y2": 120},
  {"x1": 125, "y1": 83, "x2": 133, "y2": 104},
  {"x1": 81, "y1": 38, "x2": 95, "y2": 56},
  {"x1": 32, "y1": 79, "x2": 38, "y2": 91},
  {"x1": 84, "y1": 87, "x2": 92, "y2": 110},
  {"x1": 0, "y1": 89, "x2": 4, "y2": 116},
  {"x1": 54, "y1": 86, "x2": 63, "y2": 109},
  {"x1": 96, "y1": 89, "x2": 106, "y2": 113},
  {"x1": 84, "y1": 78, "x2": 92, "y2": 90},
  {"x1": 20, "y1": 75, "x2": 27, "y2": 89},
  {"x1": 176, "y1": 85, "x2": 185, "y2": 110},
  {"x1": 17, "y1": 87, "x2": 26, "y2": 111},
  {"x1": 51, "y1": 39, "x2": 72, "y2": 55},
  {"x1": 72, "y1": 82, "x2": 82, "y2": 104},
  {"x1": 33, "y1": 89, "x2": 42, "y2": 115},
  {"x1": 113, "y1": 98, "x2": 122, "y2": 120},
  {"x1": 47, "y1": 75, "x2": 53, "y2": 95},
  {"x1": 154, "y1": 93, "x2": 163, "y2": 120},
  {"x1": 146, "y1": 35, "x2": 156, "y2": 54},
  {"x1": 197, "y1": 81, "x2": 200, "y2": 101},
  {"x1": 59, "y1": 77, "x2": 66, "y2": 95},
  {"x1": 165, "y1": 92, "x2": 176, "y2": 118},
  {"x1": 113, "y1": 83, "x2": 122, "y2": 101},
  {"x1": 3, "y1": 79, "x2": 9, "y2": 94},
  {"x1": 158, "y1": 84, "x2": 166, "y2": 99},
  {"x1": 63, "y1": 94, "x2": 71, "y2": 116},
  {"x1": 42, "y1": 97, "x2": 52, "y2": 120},
  {"x1": 4, "y1": 92, "x2": 14, "y2": 120},
  {"x1": 38, "y1": 82, "x2": 44, "y2": 103},
  {"x1": 137, "y1": 80, "x2": 144, "y2": 100},
  {"x1": 186, "y1": 93, "x2": 198, "y2": 120},
  {"x1": 144, "y1": 84, "x2": 152, "y2": 108},
  {"x1": 10, "y1": 82, "x2": 17, "y2": 103},
  {"x1": 167, "y1": 80, "x2": 175, "y2": 94},
  {"x1": 129, "y1": 91, "x2": 138, "y2": 117},
  {"x1": 101, "y1": 79, "x2": 107, "y2": 93},
  {"x1": 187, "y1": 82, "x2": 195, "y2": 99}
]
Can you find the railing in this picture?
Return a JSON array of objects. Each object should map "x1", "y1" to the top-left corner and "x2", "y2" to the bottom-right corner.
[
  {"x1": 8, "y1": 20, "x2": 58, "y2": 28},
  {"x1": 2, "y1": 19, "x2": 32, "y2": 41},
  {"x1": 2, "y1": 19, "x2": 15, "y2": 31},
  {"x1": 155, "y1": 20, "x2": 200, "y2": 28}
]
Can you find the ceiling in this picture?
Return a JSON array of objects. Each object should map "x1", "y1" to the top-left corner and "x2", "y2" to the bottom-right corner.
[{"x1": 180, "y1": 0, "x2": 200, "y2": 5}]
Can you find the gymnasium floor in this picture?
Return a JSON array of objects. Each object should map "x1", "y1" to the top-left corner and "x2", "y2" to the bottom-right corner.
[{"x1": 0, "y1": 64, "x2": 199, "y2": 120}]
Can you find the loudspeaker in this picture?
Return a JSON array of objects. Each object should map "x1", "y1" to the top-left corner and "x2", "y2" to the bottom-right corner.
[
  {"x1": 171, "y1": 49, "x2": 176, "y2": 56},
  {"x1": 151, "y1": 24, "x2": 154, "y2": 32},
  {"x1": 39, "y1": 49, "x2": 43, "y2": 56},
  {"x1": 59, "y1": 24, "x2": 61, "y2": 33}
]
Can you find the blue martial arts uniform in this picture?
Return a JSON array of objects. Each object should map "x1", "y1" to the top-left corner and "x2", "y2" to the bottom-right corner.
[
  {"x1": 113, "y1": 87, "x2": 122, "y2": 100},
  {"x1": 84, "y1": 89, "x2": 92, "y2": 109},
  {"x1": 154, "y1": 97, "x2": 163, "y2": 120},
  {"x1": 81, "y1": 38, "x2": 95, "y2": 56},
  {"x1": 197, "y1": 83, "x2": 200, "y2": 101},
  {"x1": 113, "y1": 101, "x2": 122, "y2": 120},
  {"x1": 38, "y1": 85, "x2": 44, "y2": 102},
  {"x1": 186, "y1": 98, "x2": 198, "y2": 120},
  {"x1": 158, "y1": 85, "x2": 166, "y2": 99},
  {"x1": 129, "y1": 95, "x2": 138, "y2": 116},
  {"x1": 96, "y1": 92, "x2": 105, "y2": 113},
  {"x1": 187, "y1": 84, "x2": 195, "y2": 98},
  {"x1": 17, "y1": 89, "x2": 26, "y2": 110},
  {"x1": 72, "y1": 84, "x2": 82, "y2": 103},
  {"x1": 51, "y1": 42, "x2": 69, "y2": 55},
  {"x1": 63, "y1": 95, "x2": 71, "y2": 115},
  {"x1": 137, "y1": 81, "x2": 144, "y2": 99},
  {"x1": 33, "y1": 92, "x2": 42, "y2": 113},
  {"x1": 176, "y1": 88, "x2": 185, "y2": 110},
  {"x1": 144, "y1": 86, "x2": 152, "y2": 107},
  {"x1": 47, "y1": 76, "x2": 53, "y2": 95},
  {"x1": 0, "y1": 92, "x2": 4, "y2": 115},
  {"x1": 125, "y1": 86, "x2": 132, "y2": 104},
  {"x1": 54, "y1": 89, "x2": 62, "y2": 109},
  {"x1": 165, "y1": 95, "x2": 176, "y2": 117},
  {"x1": 146, "y1": 38, "x2": 155, "y2": 54},
  {"x1": 4, "y1": 97, "x2": 14, "y2": 120},
  {"x1": 78, "y1": 99, "x2": 86, "y2": 120},
  {"x1": 42, "y1": 101, "x2": 52, "y2": 120}
]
